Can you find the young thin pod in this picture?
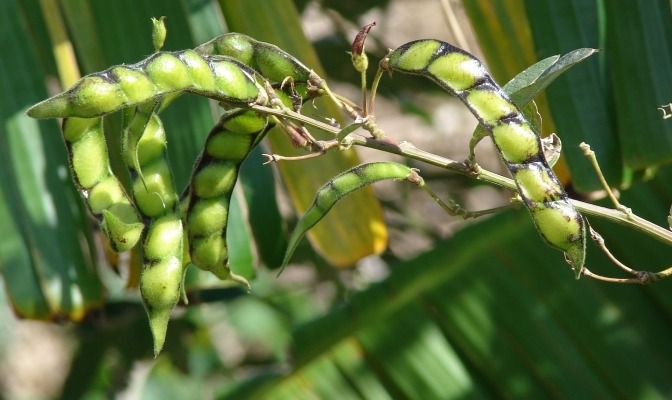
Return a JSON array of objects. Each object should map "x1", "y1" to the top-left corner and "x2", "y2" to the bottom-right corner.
[
  {"x1": 121, "y1": 105, "x2": 185, "y2": 355},
  {"x1": 182, "y1": 109, "x2": 270, "y2": 288},
  {"x1": 61, "y1": 117, "x2": 144, "y2": 252},
  {"x1": 381, "y1": 39, "x2": 586, "y2": 276},
  {"x1": 281, "y1": 162, "x2": 415, "y2": 271},
  {"x1": 27, "y1": 51, "x2": 267, "y2": 119}
]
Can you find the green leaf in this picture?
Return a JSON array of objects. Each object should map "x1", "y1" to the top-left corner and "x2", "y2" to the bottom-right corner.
[
  {"x1": 0, "y1": 0, "x2": 103, "y2": 320},
  {"x1": 505, "y1": 48, "x2": 600, "y2": 107},
  {"x1": 240, "y1": 147, "x2": 288, "y2": 270},
  {"x1": 142, "y1": 358, "x2": 206, "y2": 399},
  {"x1": 462, "y1": 0, "x2": 537, "y2": 83},
  {"x1": 224, "y1": 166, "x2": 672, "y2": 397},
  {"x1": 603, "y1": 0, "x2": 672, "y2": 169},
  {"x1": 227, "y1": 184, "x2": 256, "y2": 280}
]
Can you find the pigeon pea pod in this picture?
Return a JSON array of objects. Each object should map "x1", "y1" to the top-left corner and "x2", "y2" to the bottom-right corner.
[
  {"x1": 121, "y1": 103, "x2": 179, "y2": 218},
  {"x1": 281, "y1": 162, "x2": 415, "y2": 270},
  {"x1": 121, "y1": 105, "x2": 185, "y2": 355},
  {"x1": 61, "y1": 117, "x2": 144, "y2": 252},
  {"x1": 140, "y1": 214, "x2": 184, "y2": 356},
  {"x1": 196, "y1": 33, "x2": 313, "y2": 84},
  {"x1": 183, "y1": 109, "x2": 269, "y2": 288},
  {"x1": 27, "y1": 51, "x2": 266, "y2": 119},
  {"x1": 381, "y1": 39, "x2": 586, "y2": 275}
]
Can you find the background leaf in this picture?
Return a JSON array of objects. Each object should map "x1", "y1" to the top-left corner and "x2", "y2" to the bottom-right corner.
[
  {"x1": 0, "y1": 0, "x2": 103, "y2": 321},
  {"x1": 603, "y1": 0, "x2": 672, "y2": 170}
]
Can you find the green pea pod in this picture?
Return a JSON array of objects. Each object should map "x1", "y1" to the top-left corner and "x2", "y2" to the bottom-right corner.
[
  {"x1": 382, "y1": 40, "x2": 586, "y2": 276},
  {"x1": 182, "y1": 109, "x2": 270, "y2": 288},
  {"x1": 120, "y1": 103, "x2": 185, "y2": 355},
  {"x1": 196, "y1": 32, "x2": 312, "y2": 84},
  {"x1": 140, "y1": 214, "x2": 184, "y2": 356},
  {"x1": 61, "y1": 117, "x2": 144, "y2": 252},
  {"x1": 121, "y1": 101, "x2": 180, "y2": 217},
  {"x1": 27, "y1": 51, "x2": 266, "y2": 119},
  {"x1": 281, "y1": 162, "x2": 415, "y2": 271},
  {"x1": 180, "y1": 81, "x2": 306, "y2": 283},
  {"x1": 197, "y1": 33, "x2": 319, "y2": 110}
]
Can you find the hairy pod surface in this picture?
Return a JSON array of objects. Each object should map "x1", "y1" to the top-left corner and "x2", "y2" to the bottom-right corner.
[
  {"x1": 182, "y1": 109, "x2": 267, "y2": 287},
  {"x1": 282, "y1": 162, "x2": 414, "y2": 270},
  {"x1": 27, "y1": 51, "x2": 265, "y2": 119},
  {"x1": 62, "y1": 117, "x2": 143, "y2": 252},
  {"x1": 383, "y1": 39, "x2": 586, "y2": 275}
]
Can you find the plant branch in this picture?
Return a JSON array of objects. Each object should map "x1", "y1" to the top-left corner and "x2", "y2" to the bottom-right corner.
[{"x1": 249, "y1": 103, "x2": 672, "y2": 250}]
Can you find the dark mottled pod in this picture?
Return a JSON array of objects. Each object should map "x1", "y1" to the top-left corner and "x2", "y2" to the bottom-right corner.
[
  {"x1": 282, "y1": 162, "x2": 414, "y2": 270},
  {"x1": 62, "y1": 117, "x2": 144, "y2": 251},
  {"x1": 27, "y1": 51, "x2": 266, "y2": 119},
  {"x1": 182, "y1": 109, "x2": 269, "y2": 288},
  {"x1": 196, "y1": 33, "x2": 312, "y2": 84},
  {"x1": 382, "y1": 39, "x2": 586, "y2": 275}
]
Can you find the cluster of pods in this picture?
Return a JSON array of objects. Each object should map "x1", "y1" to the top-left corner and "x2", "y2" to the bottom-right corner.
[
  {"x1": 28, "y1": 31, "x2": 585, "y2": 354},
  {"x1": 29, "y1": 33, "x2": 325, "y2": 354}
]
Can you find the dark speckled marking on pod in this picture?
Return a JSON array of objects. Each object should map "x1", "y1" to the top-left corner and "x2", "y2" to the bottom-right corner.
[{"x1": 384, "y1": 39, "x2": 586, "y2": 274}]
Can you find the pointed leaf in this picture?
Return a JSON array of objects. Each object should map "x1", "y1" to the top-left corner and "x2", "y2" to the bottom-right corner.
[{"x1": 505, "y1": 48, "x2": 600, "y2": 107}]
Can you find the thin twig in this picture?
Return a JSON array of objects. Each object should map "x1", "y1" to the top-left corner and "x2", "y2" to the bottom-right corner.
[
  {"x1": 248, "y1": 103, "x2": 672, "y2": 250},
  {"x1": 580, "y1": 142, "x2": 633, "y2": 219}
]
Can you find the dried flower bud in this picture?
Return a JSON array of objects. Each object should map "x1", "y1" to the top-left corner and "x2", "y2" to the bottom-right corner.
[
  {"x1": 351, "y1": 22, "x2": 376, "y2": 73},
  {"x1": 351, "y1": 22, "x2": 376, "y2": 55}
]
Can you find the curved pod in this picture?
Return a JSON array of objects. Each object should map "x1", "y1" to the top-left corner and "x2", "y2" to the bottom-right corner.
[
  {"x1": 62, "y1": 117, "x2": 143, "y2": 252},
  {"x1": 382, "y1": 39, "x2": 586, "y2": 275},
  {"x1": 282, "y1": 162, "x2": 415, "y2": 270},
  {"x1": 183, "y1": 109, "x2": 269, "y2": 287},
  {"x1": 196, "y1": 33, "x2": 313, "y2": 84},
  {"x1": 121, "y1": 103, "x2": 185, "y2": 355},
  {"x1": 28, "y1": 51, "x2": 266, "y2": 119}
]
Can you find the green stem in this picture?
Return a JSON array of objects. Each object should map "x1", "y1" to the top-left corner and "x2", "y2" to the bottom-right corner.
[
  {"x1": 368, "y1": 67, "x2": 385, "y2": 116},
  {"x1": 361, "y1": 70, "x2": 368, "y2": 116},
  {"x1": 249, "y1": 104, "x2": 672, "y2": 249}
]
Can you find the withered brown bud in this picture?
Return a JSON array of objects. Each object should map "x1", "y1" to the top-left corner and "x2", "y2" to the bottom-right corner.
[
  {"x1": 351, "y1": 22, "x2": 376, "y2": 56},
  {"x1": 351, "y1": 22, "x2": 376, "y2": 73}
]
